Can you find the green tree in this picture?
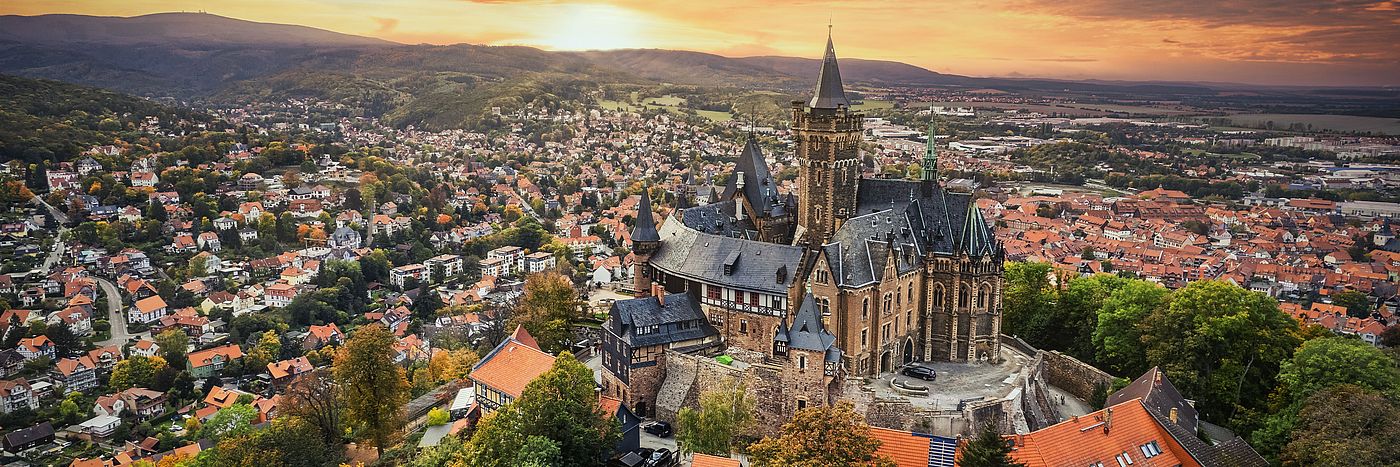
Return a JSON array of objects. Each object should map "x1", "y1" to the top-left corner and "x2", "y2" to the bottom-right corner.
[
  {"x1": 109, "y1": 355, "x2": 169, "y2": 390},
  {"x1": 153, "y1": 329, "x2": 190, "y2": 369},
  {"x1": 676, "y1": 381, "x2": 755, "y2": 457},
  {"x1": 1281, "y1": 384, "x2": 1400, "y2": 467},
  {"x1": 1252, "y1": 337, "x2": 1400, "y2": 458},
  {"x1": 205, "y1": 418, "x2": 337, "y2": 467},
  {"x1": 333, "y1": 324, "x2": 409, "y2": 457},
  {"x1": 1142, "y1": 280, "x2": 1300, "y2": 424},
  {"x1": 199, "y1": 404, "x2": 257, "y2": 442},
  {"x1": 1331, "y1": 290, "x2": 1372, "y2": 318},
  {"x1": 427, "y1": 408, "x2": 450, "y2": 426},
  {"x1": 959, "y1": 421, "x2": 1026, "y2": 467},
  {"x1": 747, "y1": 402, "x2": 896, "y2": 467},
  {"x1": 509, "y1": 271, "x2": 583, "y2": 354},
  {"x1": 465, "y1": 352, "x2": 619, "y2": 467},
  {"x1": 1092, "y1": 280, "x2": 1169, "y2": 376},
  {"x1": 244, "y1": 330, "x2": 283, "y2": 374},
  {"x1": 1000, "y1": 262, "x2": 1056, "y2": 349}
]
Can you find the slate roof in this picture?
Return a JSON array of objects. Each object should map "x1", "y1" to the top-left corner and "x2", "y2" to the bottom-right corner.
[
  {"x1": 809, "y1": 33, "x2": 850, "y2": 109},
  {"x1": 822, "y1": 179, "x2": 1000, "y2": 288},
  {"x1": 630, "y1": 190, "x2": 660, "y2": 243},
  {"x1": 1106, "y1": 366, "x2": 1199, "y2": 435},
  {"x1": 724, "y1": 136, "x2": 782, "y2": 217},
  {"x1": 651, "y1": 215, "x2": 802, "y2": 295},
  {"x1": 782, "y1": 294, "x2": 842, "y2": 363},
  {"x1": 679, "y1": 199, "x2": 758, "y2": 239},
  {"x1": 605, "y1": 293, "x2": 718, "y2": 348}
]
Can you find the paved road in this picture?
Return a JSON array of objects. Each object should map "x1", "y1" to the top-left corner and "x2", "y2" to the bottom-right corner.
[
  {"x1": 95, "y1": 277, "x2": 144, "y2": 347},
  {"x1": 30, "y1": 195, "x2": 70, "y2": 276}
]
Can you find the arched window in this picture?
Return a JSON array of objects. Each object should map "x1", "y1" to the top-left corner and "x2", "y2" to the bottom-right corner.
[
  {"x1": 883, "y1": 293, "x2": 892, "y2": 315},
  {"x1": 907, "y1": 283, "x2": 915, "y2": 306},
  {"x1": 959, "y1": 285, "x2": 970, "y2": 308},
  {"x1": 933, "y1": 285, "x2": 945, "y2": 309},
  {"x1": 862, "y1": 298, "x2": 869, "y2": 320},
  {"x1": 977, "y1": 287, "x2": 988, "y2": 309}
]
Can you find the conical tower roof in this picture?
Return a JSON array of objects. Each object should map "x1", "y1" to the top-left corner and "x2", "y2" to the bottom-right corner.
[
  {"x1": 631, "y1": 188, "x2": 660, "y2": 243},
  {"x1": 808, "y1": 32, "x2": 850, "y2": 109}
]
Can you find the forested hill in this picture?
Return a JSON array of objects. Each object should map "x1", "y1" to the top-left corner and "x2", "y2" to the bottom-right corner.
[{"x1": 0, "y1": 74, "x2": 207, "y2": 163}]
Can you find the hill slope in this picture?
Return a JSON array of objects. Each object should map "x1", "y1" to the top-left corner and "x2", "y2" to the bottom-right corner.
[{"x1": 0, "y1": 12, "x2": 393, "y2": 47}]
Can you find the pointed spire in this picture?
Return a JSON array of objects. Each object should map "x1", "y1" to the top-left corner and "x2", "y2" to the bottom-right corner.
[
  {"x1": 922, "y1": 116, "x2": 939, "y2": 182},
  {"x1": 808, "y1": 29, "x2": 850, "y2": 109},
  {"x1": 631, "y1": 187, "x2": 660, "y2": 243}
]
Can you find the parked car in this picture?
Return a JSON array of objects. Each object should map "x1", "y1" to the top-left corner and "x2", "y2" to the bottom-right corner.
[
  {"x1": 646, "y1": 448, "x2": 674, "y2": 467},
  {"x1": 608, "y1": 447, "x2": 654, "y2": 467},
  {"x1": 642, "y1": 420, "x2": 673, "y2": 438},
  {"x1": 901, "y1": 365, "x2": 937, "y2": 381}
]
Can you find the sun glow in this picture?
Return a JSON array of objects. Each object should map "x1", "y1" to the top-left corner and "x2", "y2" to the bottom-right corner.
[{"x1": 532, "y1": 4, "x2": 650, "y2": 51}]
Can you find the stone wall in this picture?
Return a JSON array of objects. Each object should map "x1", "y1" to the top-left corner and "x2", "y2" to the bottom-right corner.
[{"x1": 1041, "y1": 350, "x2": 1115, "y2": 402}]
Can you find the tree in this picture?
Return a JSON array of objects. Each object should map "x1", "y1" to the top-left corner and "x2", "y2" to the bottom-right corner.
[
  {"x1": 1141, "y1": 281, "x2": 1300, "y2": 424},
  {"x1": 747, "y1": 402, "x2": 896, "y2": 467},
  {"x1": 465, "y1": 352, "x2": 619, "y2": 467},
  {"x1": 426, "y1": 348, "x2": 479, "y2": 385},
  {"x1": 333, "y1": 324, "x2": 409, "y2": 457},
  {"x1": 199, "y1": 404, "x2": 257, "y2": 442},
  {"x1": 47, "y1": 322, "x2": 83, "y2": 358},
  {"x1": 1000, "y1": 262, "x2": 1055, "y2": 349},
  {"x1": 244, "y1": 330, "x2": 282, "y2": 375},
  {"x1": 959, "y1": 420, "x2": 1026, "y2": 467},
  {"x1": 153, "y1": 329, "x2": 190, "y2": 369},
  {"x1": 206, "y1": 418, "x2": 337, "y2": 467},
  {"x1": 1252, "y1": 337, "x2": 1400, "y2": 458},
  {"x1": 1331, "y1": 290, "x2": 1372, "y2": 318},
  {"x1": 415, "y1": 289, "x2": 444, "y2": 321},
  {"x1": 1092, "y1": 280, "x2": 1169, "y2": 375},
  {"x1": 675, "y1": 381, "x2": 754, "y2": 457},
  {"x1": 427, "y1": 408, "x2": 450, "y2": 426},
  {"x1": 1281, "y1": 385, "x2": 1400, "y2": 466},
  {"x1": 509, "y1": 271, "x2": 583, "y2": 354},
  {"x1": 109, "y1": 355, "x2": 169, "y2": 390},
  {"x1": 282, "y1": 368, "x2": 341, "y2": 445}
]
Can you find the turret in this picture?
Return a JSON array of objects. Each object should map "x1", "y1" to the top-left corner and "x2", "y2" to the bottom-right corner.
[{"x1": 631, "y1": 188, "x2": 661, "y2": 297}]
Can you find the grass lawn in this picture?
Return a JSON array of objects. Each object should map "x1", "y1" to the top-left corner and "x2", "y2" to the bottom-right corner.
[{"x1": 851, "y1": 99, "x2": 894, "y2": 111}]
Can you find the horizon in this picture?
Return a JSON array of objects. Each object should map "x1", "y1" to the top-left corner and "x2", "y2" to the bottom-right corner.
[{"x1": 2, "y1": 1, "x2": 1399, "y2": 87}]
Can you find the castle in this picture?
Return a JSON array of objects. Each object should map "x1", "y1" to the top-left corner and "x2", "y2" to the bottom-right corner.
[{"x1": 600, "y1": 31, "x2": 1005, "y2": 426}]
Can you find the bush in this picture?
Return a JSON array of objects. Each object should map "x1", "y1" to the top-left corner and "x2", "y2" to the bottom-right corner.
[{"x1": 426, "y1": 408, "x2": 449, "y2": 426}]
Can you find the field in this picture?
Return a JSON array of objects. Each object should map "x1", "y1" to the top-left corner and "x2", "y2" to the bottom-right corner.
[
  {"x1": 599, "y1": 95, "x2": 733, "y2": 122},
  {"x1": 851, "y1": 99, "x2": 895, "y2": 111},
  {"x1": 1218, "y1": 114, "x2": 1400, "y2": 135}
]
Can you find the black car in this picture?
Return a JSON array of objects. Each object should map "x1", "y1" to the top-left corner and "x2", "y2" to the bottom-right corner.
[
  {"x1": 608, "y1": 447, "x2": 654, "y2": 467},
  {"x1": 645, "y1": 448, "x2": 674, "y2": 467},
  {"x1": 901, "y1": 365, "x2": 937, "y2": 381},
  {"x1": 642, "y1": 420, "x2": 673, "y2": 438}
]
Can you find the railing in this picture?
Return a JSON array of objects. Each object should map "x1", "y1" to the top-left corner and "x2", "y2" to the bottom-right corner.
[{"x1": 699, "y1": 297, "x2": 782, "y2": 317}]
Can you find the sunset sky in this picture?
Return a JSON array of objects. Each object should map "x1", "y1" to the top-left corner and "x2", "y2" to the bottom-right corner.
[{"x1": 4, "y1": 0, "x2": 1399, "y2": 86}]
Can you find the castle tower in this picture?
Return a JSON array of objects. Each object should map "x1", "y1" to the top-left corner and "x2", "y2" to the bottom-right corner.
[
  {"x1": 921, "y1": 117, "x2": 939, "y2": 196},
  {"x1": 631, "y1": 188, "x2": 661, "y2": 297},
  {"x1": 793, "y1": 30, "x2": 863, "y2": 246}
]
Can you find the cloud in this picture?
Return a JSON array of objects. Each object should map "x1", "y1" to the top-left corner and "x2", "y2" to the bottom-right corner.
[
  {"x1": 371, "y1": 16, "x2": 398, "y2": 33},
  {"x1": 1161, "y1": 38, "x2": 1179, "y2": 44}
]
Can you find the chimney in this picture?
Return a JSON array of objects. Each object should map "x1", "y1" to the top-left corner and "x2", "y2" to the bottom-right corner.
[
  {"x1": 1103, "y1": 407, "x2": 1113, "y2": 435},
  {"x1": 651, "y1": 283, "x2": 664, "y2": 304},
  {"x1": 1169, "y1": 407, "x2": 1179, "y2": 425}
]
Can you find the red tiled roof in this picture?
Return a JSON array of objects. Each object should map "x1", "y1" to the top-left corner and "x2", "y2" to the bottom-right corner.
[
  {"x1": 1009, "y1": 398, "x2": 1199, "y2": 467},
  {"x1": 690, "y1": 454, "x2": 741, "y2": 467},
  {"x1": 471, "y1": 327, "x2": 554, "y2": 400},
  {"x1": 871, "y1": 426, "x2": 935, "y2": 467}
]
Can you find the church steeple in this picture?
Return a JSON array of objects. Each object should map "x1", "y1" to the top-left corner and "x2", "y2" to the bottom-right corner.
[
  {"x1": 808, "y1": 29, "x2": 850, "y2": 110},
  {"x1": 631, "y1": 187, "x2": 660, "y2": 243},
  {"x1": 922, "y1": 117, "x2": 939, "y2": 182}
]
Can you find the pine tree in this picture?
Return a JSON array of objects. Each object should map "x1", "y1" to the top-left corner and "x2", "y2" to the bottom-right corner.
[{"x1": 959, "y1": 421, "x2": 1025, "y2": 467}]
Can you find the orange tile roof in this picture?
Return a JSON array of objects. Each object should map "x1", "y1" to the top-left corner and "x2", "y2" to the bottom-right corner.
[
  {"x1": 470, "y1": 328, "x2": 554, "y2": 400},
  {"x1": 690, "y1": 454, "x2": 741, "y2": 467},
  {"x1": 871, "y1": 426, "x2": 935, "y2": 467},
  {"x1": 1010, "y1": 398, "x2": 1199, "y2": 467}
]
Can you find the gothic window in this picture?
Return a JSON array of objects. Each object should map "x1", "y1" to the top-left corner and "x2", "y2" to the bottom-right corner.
[
  {"x1": 862, "y1": 298, "x2": 869, "y2": 320},
  {"x1": 906, "y1": 311, "x2": 912, "y2": 327},
  {"x1": 977, "y1": 287, "x2": 987, "y2": 309},
  {"x1": 883, "y1": 293, "x2": 892, "y2": 315},
  {"x1": 882, "y1": 323, "x2": 890, "y2": 344},
  {"x1": 933, "y1": 285, "x2": 945, "y2": 309},
  {"x1": 908, "y1": 283, "x2": 915, "y2": 306},
  {"x1": 960, "y1": 285, "x2": 970, "y2": 309},
  {"x1": 861, "y1": 328, "x2": 868, "y2": 349},
  {"x1": 896, "y1": 289, "x2": 901, "y2": 307}
]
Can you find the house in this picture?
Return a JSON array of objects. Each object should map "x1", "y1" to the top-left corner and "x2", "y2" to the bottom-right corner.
[
  {"x1": 16, "y1": 335, "x2": 56, "y2": 361},
  {"x1": 187, "y1": 344, "x2": 243, "y2": 379},
  {"x1": 328, "y1": 226, "x2": 362, "y2": 249},
  {"x1": 867, "y1": 426, "x2": 959, "y2": 467},
  {"x1": 470, "y1": 325, "x2": 555, "y2": 412},
  {"x1": 266, "y1": 356, "x2": 314, "y2": 392},
  {"x1": 130, "y1": 339, "x2": 160, "y2": 358},
  {"x1": 600, "y1": 395, "x2": 641, "y2": 455},
  {"x1": 78, "y1": 415, "x2": 122, "y2": 438},
  {"x1": 690, "y1": 454, "x2": 742, "y2": 467},
  {"x1": 50, "y1": 307, "x2": 93, "y2": 336},
  {"x1": 1006, "y1": 397, "x2": 1267, "y2": 467},
  {"x1": 94, "y1": 387, "x2": 167, "y2": 420},
  {"x1": 525, "y1": 251, "x2": 557, "y2": 273},
  {"x1": 130, "y1": 171, "x2": 159, "y2": 187},
  {"x1": 130, "y1": 295, "x2": 169, "y2": 324},
  {"x1": 53, "y1": 356, "x2": 99, "y2": 392},
  {"x1": 424, "y1": 254, "x2": 464, "y2": 282},
  {"x1": 0, "y1": 379, "x2": 37, "y2": 414},
  {"x1": 197, "y1": 232, "x2": 222, "y2": 252},
  {"x1": 599, "y1": 292, "x2": 719, "y2": 416},
  {"x1": 264, "y1": 283, "x2": 298, "y2": 308},
  {"x1": 3, "y1": 422, "x2": 54, "y2": 452},
  {"x1": 486, "y1": 246, "x2": 526, "y2": 276},
  {"x1": 303, "y1": 323, "x2": 344, "y2": 350},
  {"x1": 389, "y1": 264, "x2": 426, "y2": 289}
]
